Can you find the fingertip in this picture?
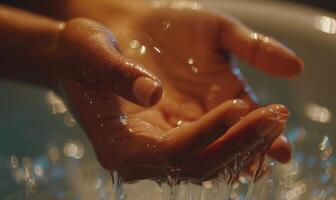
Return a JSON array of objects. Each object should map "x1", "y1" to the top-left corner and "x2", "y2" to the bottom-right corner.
[
  {"x1": 259, "y1": 50, "x2": 304, "y2": 78},
  {"x1": 132, "y1": 77, "x2": 163, "y2": 107},
  {"x1": 268, "y1": 135, "x2": 292, "y2": 163},
  {"x1": 287, "y1": 57, "x2": 304, "y2": 78},
  {"x1": 148, "y1": 81, "x2": 163, "y2": 106}
]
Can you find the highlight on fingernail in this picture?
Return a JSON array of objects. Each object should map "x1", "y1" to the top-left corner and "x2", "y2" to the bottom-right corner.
[{"x1": 132, "y1": 77, "x2": 162, "y2": 107}]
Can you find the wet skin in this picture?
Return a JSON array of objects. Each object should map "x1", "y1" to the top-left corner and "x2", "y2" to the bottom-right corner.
[{"x1": 0, "y1": 0, "x2": 303, "y2": 181}]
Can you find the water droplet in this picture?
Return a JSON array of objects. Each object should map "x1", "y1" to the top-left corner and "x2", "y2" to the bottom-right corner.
[
  {"x1": 46, "y1": 91, "x2": 67, "y2": 115},
  {"x1": 48, "y1": 146, "x2": 60, "y2": 164},
  {"x1": 119, "y1": 115, "x2": 128, "y2": 125},
  {"x1": 162, "y1": 20, "x2": 172, "y2": 31},
  {"x1": 63, "y1": 113, "x2": 76, "y2": 127},
  {"x1": 191, "y1": 66, "x2": 199, "y2": 74},
  {"x1": 249, "y1": 32, "x2": 269, "y2": 42},
  {"x1": 10, "y1": 155, "x2": 19, "y2": 168},
  {"x1": 129, "y1": 40, "x2": 141, "y2": 49},
  {"x1": 188, "y1": 58, "x2": 194, "y2": 65},
  {"x1": 63, "y1": 140, "x2": 84, "y2": 159},
  {"x1": 203, "y1": 181, "x2": 212, "y2": 189},
  {"x1": 95, "y1": 178, "x2": 102, "y2": 189},
  {"x1": 128, "y1": 128, "x2": 134, "y2": 133},
  {"x1": 139, "y1": 45, "x2": 146, "y2": 55},
  {"x1": 34, "y1": 165, "x2": 44, "y2": 177},
  {"x1": 319, "y1": 135, "x2": 330, "y2": 151},
  {"x1": 153, "y1": 46, "x2": 161, "y2": 53}
]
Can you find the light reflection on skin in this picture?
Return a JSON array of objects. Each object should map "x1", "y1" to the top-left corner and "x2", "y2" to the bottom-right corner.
[
  {"x1": 139, "y1": 45, "x2": 147, "y2": 55},
  {"x1": 314, "y1": 16, "x2": 336, "y2": 34},
  {"x1": 129, "y1": 40, "x2": 141, "y2": 49},
  {"x1": 249, "y1": 32, "x2": 270, "y2": 43},
  {"x1": 151, "y1": 0, "x2": 202, "y2": 10}
]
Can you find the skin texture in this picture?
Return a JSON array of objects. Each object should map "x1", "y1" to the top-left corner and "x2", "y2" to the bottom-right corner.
[{"x1": 0, "y1": 0, "x2": 303, "y2": 181}]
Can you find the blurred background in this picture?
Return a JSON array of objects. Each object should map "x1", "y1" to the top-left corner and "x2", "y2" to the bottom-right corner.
[{"x1": 280, "y1": 0, "x2": 335, "y2": 12}]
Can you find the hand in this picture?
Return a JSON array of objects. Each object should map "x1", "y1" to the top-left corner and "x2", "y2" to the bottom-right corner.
[{"x1": 54, "y1": 2, "x2": 303, "y2": 181}]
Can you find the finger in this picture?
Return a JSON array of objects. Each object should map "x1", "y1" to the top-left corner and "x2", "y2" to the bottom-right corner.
[
  {"x1": 59, "y1": 18, "x2": 162, "y2": 107},
  {"x1": 164, "y1": 99, "x2": 249, "y2": 165},
  {"x1": 183, "y1": 104, "x2": 289, "y2": 178},
  {"x1": 238, "y1": 128, "x2": 285, "y2": 180},
  {"x1": 218, "y1": 15, "x2": 303, "y2": 78},
  {"x1": 223, "y1": 135, "x2": 291, "y2": 182},
  {"x1": 267, "y1": 135, "x2": 292, "y2": 163}
]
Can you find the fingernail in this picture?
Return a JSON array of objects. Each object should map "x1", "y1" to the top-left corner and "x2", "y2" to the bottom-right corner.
[
  {"x1": 274, "y1": 104, "x2": 290, "y2": 116},
  {"x1": 132, "y1": 77, "x2": 162, "y2": 107}
]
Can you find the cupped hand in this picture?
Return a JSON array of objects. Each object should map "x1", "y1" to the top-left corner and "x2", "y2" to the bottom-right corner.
[{"x1": 54, "y1": 2, "x2": 303, "y2": 181}]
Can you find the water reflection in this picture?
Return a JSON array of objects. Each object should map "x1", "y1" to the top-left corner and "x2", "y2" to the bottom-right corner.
[
  {"x1": 63, "y1": 140, "x2": 85, "y2": 159},
  {"x1": 34, "y1": 165, "x2": 44, "y2": 177},
  {"x1": 48, "y1": 146, "x2": 61, "y2": 164},
  {"x1": 10, "y1": 155, "x2": 19, "y2": 169},
  {"x1": 46, "y1": 91, "x2": 67, "y2": 115},
  {"x1": 314, "y1": 16, "x2": 336, "y2": 34},
  {"x1": 4, "y1": 126, "x2": 336, "y2": 199},
  {"x1": 319, "y1": 135, "x2": 330, "y2": 151},
  {"x1": 63, "y1": 113, "x2": 77, "y2": 127},
  {"x1": 284, "y1": 181, "x2": 307, "y2": 200},
  {"x1": 304, "y1": 103, "x2": 332, "y2": 123}
]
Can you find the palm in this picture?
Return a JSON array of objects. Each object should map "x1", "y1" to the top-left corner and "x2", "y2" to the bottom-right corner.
[{"x1": 113, "y1": 8, "x2": 256, "y2": 125}]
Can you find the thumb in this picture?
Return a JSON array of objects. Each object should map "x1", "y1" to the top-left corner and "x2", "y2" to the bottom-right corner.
[{"x1": 58, "y1": 18, "x2": 162, "y2": 107}]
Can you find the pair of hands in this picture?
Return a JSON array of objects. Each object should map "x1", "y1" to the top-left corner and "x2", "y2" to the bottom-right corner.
[{"x1": 51, "y1": 1, "x2": 303, "y2": 181}]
